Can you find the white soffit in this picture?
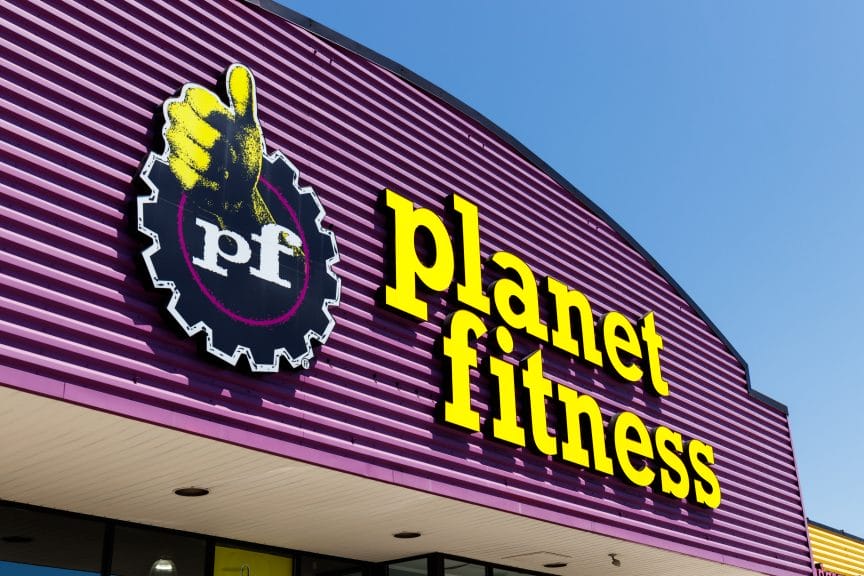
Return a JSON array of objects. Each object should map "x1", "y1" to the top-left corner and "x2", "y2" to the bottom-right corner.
[{"x1": 0, "y1": 386, "x2": 757, "y2": 576}]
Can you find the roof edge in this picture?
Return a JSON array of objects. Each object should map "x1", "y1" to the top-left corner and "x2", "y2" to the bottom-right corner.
[
  {"x1": 245, "y1": 0, "x2": 789, "y2": 416},
  {"x1": 809, "y1": 519, "x2": 864, "y2": 545}
]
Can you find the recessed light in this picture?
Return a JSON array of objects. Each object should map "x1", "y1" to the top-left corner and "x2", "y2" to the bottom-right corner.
[
  {"x1": 543, "y1": 563, "x2": 567, "y2": 569},
  {"x1": 1, "y1": 536, "x2": 33, "y2": 544},
  {"x1": 150, "y1": 558, "x2": 177, "y2": 576},
  {"x1": 173, "y1": 487, "x2": 209, "y2": 497},
  {"x1": 392, "y1": 531, "x2": 421, "y2": 539}
]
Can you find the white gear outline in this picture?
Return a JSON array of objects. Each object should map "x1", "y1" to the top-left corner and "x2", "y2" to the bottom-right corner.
[{"x1": 138, "y1": 141, "x2": 341, "y2": 372}]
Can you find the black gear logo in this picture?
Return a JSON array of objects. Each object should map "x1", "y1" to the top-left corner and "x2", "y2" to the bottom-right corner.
[{"x1": 136, "y1": 64, "x2": 340, "y2": 372}]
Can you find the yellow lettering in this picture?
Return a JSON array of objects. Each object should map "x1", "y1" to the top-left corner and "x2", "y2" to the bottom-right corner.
[
  {"x1": 489, "y1": 251, "x2": 548, "y2": 341},
  {"x1": 639, "y1": 312, "x2": 668, "y2": 396},
  {"x1": 687, "y1": 439, "x2": 721, "y2": 508},
  {"x1": 557, "y1": 384, "x2": 614, "y2": 474},
  {"x1": 449, "y1": 194, "x2": 490, "y2": 315},
  {"x1": 611, "y1": 411, "x2": 654, "y2": 487},
  {"x1": 488, "y1": 327, "x2": 525, "y2": 446},
  {"x1": 520, "y1": 350, "x2": 556, "y2": 456},
  {"x1": 441, "y1": 309, "x2": 486, "y2": 431},
  {"x1": 383, "y1": 188, "x2": 454, "y2": 321},
  {"x1": 600, "y1": 312, "x2": 643, "y2": 382},
  {"x1": 653, "y1": 426, "x2": 689, "y2": 499},
  {"x1": 545, "y1": 276, "x2": 603, "y2": 367}
]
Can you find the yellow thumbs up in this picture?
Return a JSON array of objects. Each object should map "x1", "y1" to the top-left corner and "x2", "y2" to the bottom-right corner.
[{"x1": 163, "y1": 64, "x2": 274, "y2": 227}]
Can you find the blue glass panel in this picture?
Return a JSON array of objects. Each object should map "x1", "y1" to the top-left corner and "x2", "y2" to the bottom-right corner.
[{"x1": 0, "y1": 560, "x2": 99, "y2": 576}]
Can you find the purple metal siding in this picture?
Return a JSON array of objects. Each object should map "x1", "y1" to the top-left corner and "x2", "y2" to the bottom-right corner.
[{"x1": 0, "y1": 1, "x2": 809, "y2": 574}]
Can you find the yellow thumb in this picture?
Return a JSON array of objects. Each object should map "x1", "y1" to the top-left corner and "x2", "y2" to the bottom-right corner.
[{"x1": 227, "y1": 64, "x2": 256, "y2": 119}]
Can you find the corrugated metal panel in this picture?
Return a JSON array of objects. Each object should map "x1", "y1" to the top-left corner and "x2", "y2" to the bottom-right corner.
[
  {"x1": 810, "y1": 523, "x2": 864, "y2": 576},
  {"x1": 0, "y1": 1, "x2": 810, "y2": 575}
]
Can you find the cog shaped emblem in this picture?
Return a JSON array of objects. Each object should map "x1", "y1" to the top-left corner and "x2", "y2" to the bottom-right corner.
[{"x1": 136, "y1": 64, "x2": 340, "y2": 372}]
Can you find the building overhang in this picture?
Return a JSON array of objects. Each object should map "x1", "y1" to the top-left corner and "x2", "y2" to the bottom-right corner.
[{"x1": 0, "y1": 385, "x2": 759, "y2": 576}]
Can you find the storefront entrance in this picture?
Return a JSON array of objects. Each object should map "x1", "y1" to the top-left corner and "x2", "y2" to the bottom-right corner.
[{"x1": 0, "y1": 503, "x2": 560, "y2": 576}]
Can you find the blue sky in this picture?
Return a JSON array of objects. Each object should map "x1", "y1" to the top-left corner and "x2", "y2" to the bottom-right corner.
[{"x1": 278, "y1": 1, "x2": 864, "y2": 536}]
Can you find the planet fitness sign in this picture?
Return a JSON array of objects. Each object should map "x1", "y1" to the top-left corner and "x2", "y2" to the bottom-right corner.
[
  {"x1": 135, "y1": 63, "x2": 720, "y2": 509},
  {"x1": 137, "y1": 65, "x2": 340, "y2": 372},
  {"x1": 380, "y1": 189, "x2": 722, "y2": 509}
]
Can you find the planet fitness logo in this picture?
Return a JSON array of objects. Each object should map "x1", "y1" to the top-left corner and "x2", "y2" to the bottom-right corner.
[{"x1": 137, "y1": 64, "x2": 340, "y2": 372}]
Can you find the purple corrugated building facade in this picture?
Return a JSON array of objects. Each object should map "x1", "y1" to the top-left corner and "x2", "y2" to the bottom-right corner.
[{"x1": 0, "y1": 2, "x2": 813, "y2": 576}]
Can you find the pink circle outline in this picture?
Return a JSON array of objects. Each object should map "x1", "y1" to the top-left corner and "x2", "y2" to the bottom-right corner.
[{"x1": 177, "y1": 175, "x2": 310, "y2": 327}]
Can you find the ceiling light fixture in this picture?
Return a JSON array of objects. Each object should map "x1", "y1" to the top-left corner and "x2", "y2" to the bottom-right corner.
[
  {"x1": 149, "y1": 558, "x2": 177, "y2": 576},
  {"x1": 392, "y1": 531, "x2": 421, "y2": 539},
  {"x1": 609, "y1": 554, "x2": 621, "y2": 567},
  {"x1": 173, "y1": 487, "x2": 209, "y2": 497}
]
